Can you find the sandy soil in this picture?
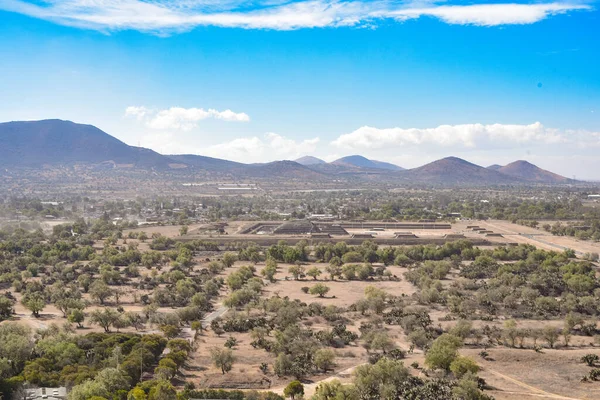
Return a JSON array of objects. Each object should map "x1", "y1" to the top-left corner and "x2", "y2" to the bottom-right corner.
[{"x1": 463, "y1": 348, "x2": 600, "y2": 400}]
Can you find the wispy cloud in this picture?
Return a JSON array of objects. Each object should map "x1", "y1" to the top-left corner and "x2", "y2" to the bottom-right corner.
[
  {"x1": 203, "y1": 132, "x2": 320, "y2": 162},
  {"x1": 139, "y1": 130, "x2": 320, "y2": 162},
  {"x1": 125, "y1": 105, "x2": 249, "y2": 130},
  {"x1": 332, "y1": 122, "x2": 600, "y2": 150},
  {"x1": 0, "y1": 0, "x2": 591, "y2": 32}
]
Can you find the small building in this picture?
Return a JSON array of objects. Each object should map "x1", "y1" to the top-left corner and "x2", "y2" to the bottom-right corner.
[{"x1": 26, "y1": 387, "x2": 67, "y2": 400}]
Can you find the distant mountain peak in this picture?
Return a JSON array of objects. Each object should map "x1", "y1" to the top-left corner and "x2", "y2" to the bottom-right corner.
[
  {"x1": 497, "y1": 160, "x2": 571, "y2": 183},
  {"x1": 332, "y1": 155, "x2": 403, "y2": 171},
  {"x1": 0, "y1": 119, "x2": 173, "y2": 169},
  {"x1": 295, "y1": 156, "x2": 326, "y2": 165},
  {"x1": 400, "y1": 156, "x2": 517, "y2": 185}
]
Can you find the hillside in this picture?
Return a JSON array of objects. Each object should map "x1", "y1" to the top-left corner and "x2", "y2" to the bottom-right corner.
[
  {"x1": 398, "y1": 157, "x2": 518, "y2": 185},
  {"x1": 497, "y1": 160, "x2": 572, "y2": 183},
  {"x1": 0, "y1": 119, "x2": 174, "y2": 169},
  {"x1": 168, "y1": 154, "x2": 244, "y2": 171},
  {"x1": 244, "y1": 160, "x2": 328, "y2": 180},
  {"x1": 295, "y1": 156, "x2": 326, "y2": 166},
  {"x1": 332, "y1": 155, "x2": 403, "y2": 171}
]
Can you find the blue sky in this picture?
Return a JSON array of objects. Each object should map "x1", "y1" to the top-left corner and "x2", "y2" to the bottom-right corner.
[{"x1": 0, "y1": 0, "x2": 599, "y2": 178}]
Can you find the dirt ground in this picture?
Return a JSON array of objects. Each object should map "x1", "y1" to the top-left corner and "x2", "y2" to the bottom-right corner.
[
  {"x1": 262, "y1": 263, "x2": 416, "y2": 307},
  {"x1": 476, "y1": 220, "x2": 600, "y2": 255},
  {"x1": 463, "y1": 348, "x2": 600, "y2": 400}
]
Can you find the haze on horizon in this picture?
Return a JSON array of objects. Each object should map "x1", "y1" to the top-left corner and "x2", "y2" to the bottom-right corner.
[{"x1": 0, "y1": 0, "x2": 598, "y2": 179}]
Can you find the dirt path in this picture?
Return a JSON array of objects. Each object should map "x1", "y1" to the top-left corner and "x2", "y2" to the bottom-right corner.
[
  {"x1": 485, "y1": 367, "x2": 582, "y2": 400},
  {"x1": 202, "y1": 304, "x2": 228, "y2": 328},
  {"x1": 269, "y1": 363, "x2": 362, "y2": 397}
]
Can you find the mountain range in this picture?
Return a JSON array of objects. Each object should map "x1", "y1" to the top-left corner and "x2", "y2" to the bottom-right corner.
[{"x1": 0, "y1": 119, "x2": 578, "y2": 186}]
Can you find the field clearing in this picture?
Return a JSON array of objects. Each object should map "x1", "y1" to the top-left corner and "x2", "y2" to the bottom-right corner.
[
  {"x1": 479, "y1": 220, "x2": 600, "y2": 255},
  {"x1": 463, "y1": 348, "x2": 600, "y2": 400},
  {"x1": 262, "y1": 263, "x2": 416, "y2": 307}
]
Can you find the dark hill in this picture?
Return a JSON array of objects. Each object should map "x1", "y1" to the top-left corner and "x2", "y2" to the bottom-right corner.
[
  {"x1": 497, "y1": 160, "x2": 572, "y2": 183},
  {"x1": 332, "y1": 155, "x2": 403, "y2": 171},
  {"x1": 244, "y1": 160, "x2": 328, "y2": 180},
  {"x1": 0, "y1": 119, "x2": 174, "y2": 168},
  {"x1": 398, "y1": 157, "x2": 517, "y2": 185},
  {"x1": 168, "y1": 154, "x2": 245, "y2": 171}
]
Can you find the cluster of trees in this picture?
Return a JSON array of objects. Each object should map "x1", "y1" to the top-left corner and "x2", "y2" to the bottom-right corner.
[
  {"x1": 312, "y1": 356, "x2": 491, "y2": 400},
  {"x1": 0, "y1": 322, "x2": 185, "y2": 399},
  {"x1": 542, "y1": 221, "x2": 600, "y2": 242}
]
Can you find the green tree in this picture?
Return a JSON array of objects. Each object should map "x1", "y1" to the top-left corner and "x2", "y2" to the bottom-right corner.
[
  {"x1": 222, "y1": 252, "x2": 238, "y2": 268},
  {"x1": 261, "y1": 259, "x2": 278, "y2": 282},
  {"x1": 159, "y1": 324, "x2": 181, "y2": 339},
  {"x1": 0, "y1": 295, "x2": 14, "y2": 321},
  {"x1": 452, "y1": 373, "x2": 493, "y2": 400},
  {"x1": 313, "y1": 380, "x2": 358, "y2": 400},
  {"x1": 22, "y1": 293, "x2": 45, "y2": 317},
  {"x1": 191, "y1": 320, "x2": 203, "y2": 337},
  {"x1": 542, "y1": 326, "x2": 559, "y2": 348},
  {"x1": 68, "y1": 309, "x2": 85, "y2": 328},
  {"x1": 94, "y1": 367, "x2": 131, "y2": 394},
  {"x1": 354, "y1": 357, "x2": 409, "y2": 399},
  {"x1": 450, "y1": 356, "x2": 479, "y2": 378},
  {"x1": 425, "y1": 333, "x2": 462, "y2": 371},
  {"x1": 148, "y1": 379, "x2": 177, "y2": 400},
  {"x1": 127, "y1": 387, "x2": 148, "y2": 400},
  {"x1": 288, "y1": 265, "x2": 304, "y2": 280},
  {"x1": 89, "y1": 308, "x2": 120, "y2": 332},
  {"x1": 306, "y1": 266, "x2": 322, "y2": 280},
  {"x1": 284, "y1": 380, "x2": 304, "y2": 399},
  {"x1": 210, "y1": 347, "x2": 235, "y2": 374},
  {"x1": 69, "y1": 380, "x2": 109, "y2": 400},
  {"x1": 309, "y1": 283, "x2": 330, "y2": 298},
  {"x1": 89, "y1": 281, "x2": 113, "y2": 305},
  {"x1": 325, "y1": 263, "x2": 342, "y2": 280},
  {"x1": 314, "y1": 349, "x2": 336, "y2": 372}
]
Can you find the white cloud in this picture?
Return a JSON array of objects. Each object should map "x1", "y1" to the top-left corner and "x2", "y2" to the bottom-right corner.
[
  {"x1": 331, "y1": 122, "x2": 589, "y2": 150},
  {"x1": 124, "y1": 106, "x2": 149, "y2": 120},
  {"x1": 203, "y1": 133, "x2": 320, "y2": 162},
  {"x1": 126, "y1": 106, "x2": 250, "y2": 130},
  {"x1": 0, "y1": 0, "x2": 590, "y2": 32},
  {"x1": 389, "y1": 3, "x2": 588, "y2": 26}
]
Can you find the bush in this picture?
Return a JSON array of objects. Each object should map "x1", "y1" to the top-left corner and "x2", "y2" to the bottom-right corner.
[
  {"x1": 309, "y1": 283, "x2": 330, "y2": 298},
  {"x1": 425, "y1": 334, "x2": 462, "y2": 371},
  {"x1": 450, "y1": 356, "x2": 480, "y2": 378},
  {"x1": 582, "y1": 354, "x2": 599, "y2": 367},
  {"x1": 283, "y1": 381, "x2": 304, "y2": 399},
  {"x1": 224, "y1": 337, "x2": 238, "y2": 349}
]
